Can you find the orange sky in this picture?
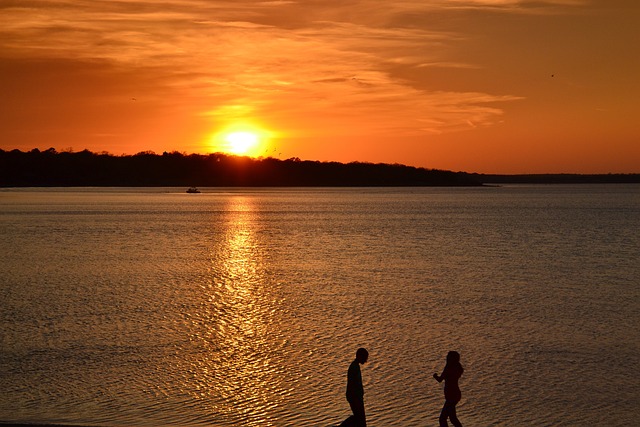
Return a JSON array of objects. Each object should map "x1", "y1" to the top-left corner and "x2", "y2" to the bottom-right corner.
[{"x1": 1, "y1": 0, "x2": 638, "y2": 174}]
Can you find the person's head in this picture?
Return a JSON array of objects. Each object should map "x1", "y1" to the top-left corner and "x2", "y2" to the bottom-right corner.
[
  {"x1": 355, "y1": 347, "x2": 369, "y2": 364},
  {"x1": 446, "y1": 351, "x2": 460, "y2": 364}
]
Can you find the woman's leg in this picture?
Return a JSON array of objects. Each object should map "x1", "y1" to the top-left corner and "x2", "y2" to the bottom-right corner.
[
  {"x1": 439, "y1": 400, "x2": 462, "y2": 427},
  {"x1": 448, "y1": 401, "x2": 462, "y2": 427},
  {"x1": 439, "y1": 401, "x2": 450, "y2": 427}
]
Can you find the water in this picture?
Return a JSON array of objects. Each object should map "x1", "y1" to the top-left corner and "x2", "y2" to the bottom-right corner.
[{"x1": 1, "y1": 185, "x2": 639, "y2": 426}]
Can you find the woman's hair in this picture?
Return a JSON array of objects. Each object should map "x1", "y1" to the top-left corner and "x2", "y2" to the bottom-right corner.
[{"x1": 446, "y1": 351, "x2": 463, "y2": 373}]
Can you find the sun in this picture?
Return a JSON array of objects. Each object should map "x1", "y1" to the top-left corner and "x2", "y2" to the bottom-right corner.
[
  {"x1": 209, "y1": 123, "x2": 274, "y2": 157},
  {"x1": 226, "y1": 131, "x2": 259, "y2": 155}
]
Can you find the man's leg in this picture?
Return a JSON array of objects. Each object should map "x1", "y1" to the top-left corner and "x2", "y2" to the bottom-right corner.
[
  {"x1": 339, "y1": 415, "x2": 356, "y2": 426},
  {"x1": 348, "y1": 398, "x2": 366, "y2": 427}
]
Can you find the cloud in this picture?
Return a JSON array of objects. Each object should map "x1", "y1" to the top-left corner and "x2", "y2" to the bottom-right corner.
[{"x1": 2, "y1": 0, "x2": 566, "y2": 140}]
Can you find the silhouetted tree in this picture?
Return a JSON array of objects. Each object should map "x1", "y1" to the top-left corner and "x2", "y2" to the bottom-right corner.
[{"x1": 7, "y1": 148, "x2": 635, "y2": 187}]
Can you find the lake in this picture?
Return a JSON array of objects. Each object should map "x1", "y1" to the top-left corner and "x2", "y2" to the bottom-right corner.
[{"x1": 1, "y1": 185, "x2": 639, "y2": 426}]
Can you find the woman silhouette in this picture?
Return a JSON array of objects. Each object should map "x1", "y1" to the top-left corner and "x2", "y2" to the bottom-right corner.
[{"x1": 433, "y1": 351, "x2": 464, "y2": 427}]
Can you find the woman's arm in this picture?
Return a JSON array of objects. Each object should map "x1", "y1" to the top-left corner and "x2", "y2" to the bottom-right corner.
[{"x1": 434, "y1": 364, "x2": 449, "y2": 382}]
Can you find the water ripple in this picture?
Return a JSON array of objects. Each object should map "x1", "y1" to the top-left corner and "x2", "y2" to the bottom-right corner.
[{"x1": 1, "y1": 187, "x2": 639, "y2": 426}]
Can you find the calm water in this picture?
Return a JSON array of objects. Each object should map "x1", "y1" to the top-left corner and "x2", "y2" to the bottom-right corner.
[{"x1": 1, "y1": 186, "x2": 639, "y2": 426}]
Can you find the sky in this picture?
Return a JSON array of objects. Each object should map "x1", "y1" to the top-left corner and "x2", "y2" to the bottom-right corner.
[{"x1": 1, "y1": 0, "x2": 638, "y2": 174}]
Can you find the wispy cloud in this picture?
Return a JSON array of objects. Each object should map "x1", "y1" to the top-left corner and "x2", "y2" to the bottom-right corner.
[{"x1": 1, "y1": 0, "x2": 579, "y2": 140}]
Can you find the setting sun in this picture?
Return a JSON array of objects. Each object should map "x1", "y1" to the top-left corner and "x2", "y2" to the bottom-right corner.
[
  {"x1": 209, "y1": 123, "x2": 275, "y2": 157},
  {"x1": 225, "y1": 131, "x2": 258, "y2": 155}
]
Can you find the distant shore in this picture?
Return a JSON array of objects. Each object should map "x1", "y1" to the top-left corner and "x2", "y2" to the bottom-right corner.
[
  {"x1": 0, "y1": 149, "x2": 480, "y2": 187},
  {"x1": 1, "y1": 148, "x2": 638, "y2": 187},
  {"x1": 474, "y1": 173, "x2": 640, "y2": 184}
]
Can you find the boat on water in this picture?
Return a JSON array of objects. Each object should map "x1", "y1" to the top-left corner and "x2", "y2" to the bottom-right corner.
[{"x1": 186, "y1": 187, "x2": 201, "y2": 193}]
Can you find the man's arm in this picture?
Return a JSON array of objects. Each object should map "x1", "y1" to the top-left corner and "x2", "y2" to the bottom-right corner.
[{"x1": 347, "y1": 360, "x2": 363, "y2": 398}]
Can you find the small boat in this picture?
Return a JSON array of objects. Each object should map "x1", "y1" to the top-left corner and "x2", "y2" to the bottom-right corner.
[{"x1": 186, "y1": 187, "x2": 201, "y2": 194}]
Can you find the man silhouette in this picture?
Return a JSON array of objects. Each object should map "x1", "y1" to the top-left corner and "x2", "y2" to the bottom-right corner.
[{"x1": 339, "y1": 347, "x2": 369, "y2": 427}]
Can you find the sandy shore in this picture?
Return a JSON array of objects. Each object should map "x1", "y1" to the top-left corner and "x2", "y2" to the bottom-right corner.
[{"x1": 1, "y1": 424, "x2": 97, "y2": 427}]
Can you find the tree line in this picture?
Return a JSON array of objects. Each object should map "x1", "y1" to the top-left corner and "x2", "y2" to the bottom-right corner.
[{"x1": 0, "y1": 148, "x2": 482, "y2": 187}]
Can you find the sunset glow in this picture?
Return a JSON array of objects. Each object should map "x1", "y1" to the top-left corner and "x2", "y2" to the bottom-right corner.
[
  {"x1": 225, "y1": 132, "x2": 259, "y2": 155},
  {"x1": 1, "y1": 1, "x2": 638, "y2": 173},
  {"x1": 209, "y1": 124, "x2": 273, "y2": 157}
]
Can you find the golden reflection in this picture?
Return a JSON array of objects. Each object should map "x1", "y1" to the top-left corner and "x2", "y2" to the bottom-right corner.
[{"x1": 187, "y1": 196, "x2": 289, "y2": 425}]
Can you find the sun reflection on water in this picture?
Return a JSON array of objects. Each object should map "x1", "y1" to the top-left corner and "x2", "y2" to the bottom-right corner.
[{"x1": 184, "y1": 196, "x2": 291, "y2": 426}]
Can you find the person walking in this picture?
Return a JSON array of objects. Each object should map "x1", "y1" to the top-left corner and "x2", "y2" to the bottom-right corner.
[
  {"x1": 433, "y1": 351, "x2": 464, "y2": 427},
  {"x1": 339, "y1": 347, "x2": 369, "y2": 427}
]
